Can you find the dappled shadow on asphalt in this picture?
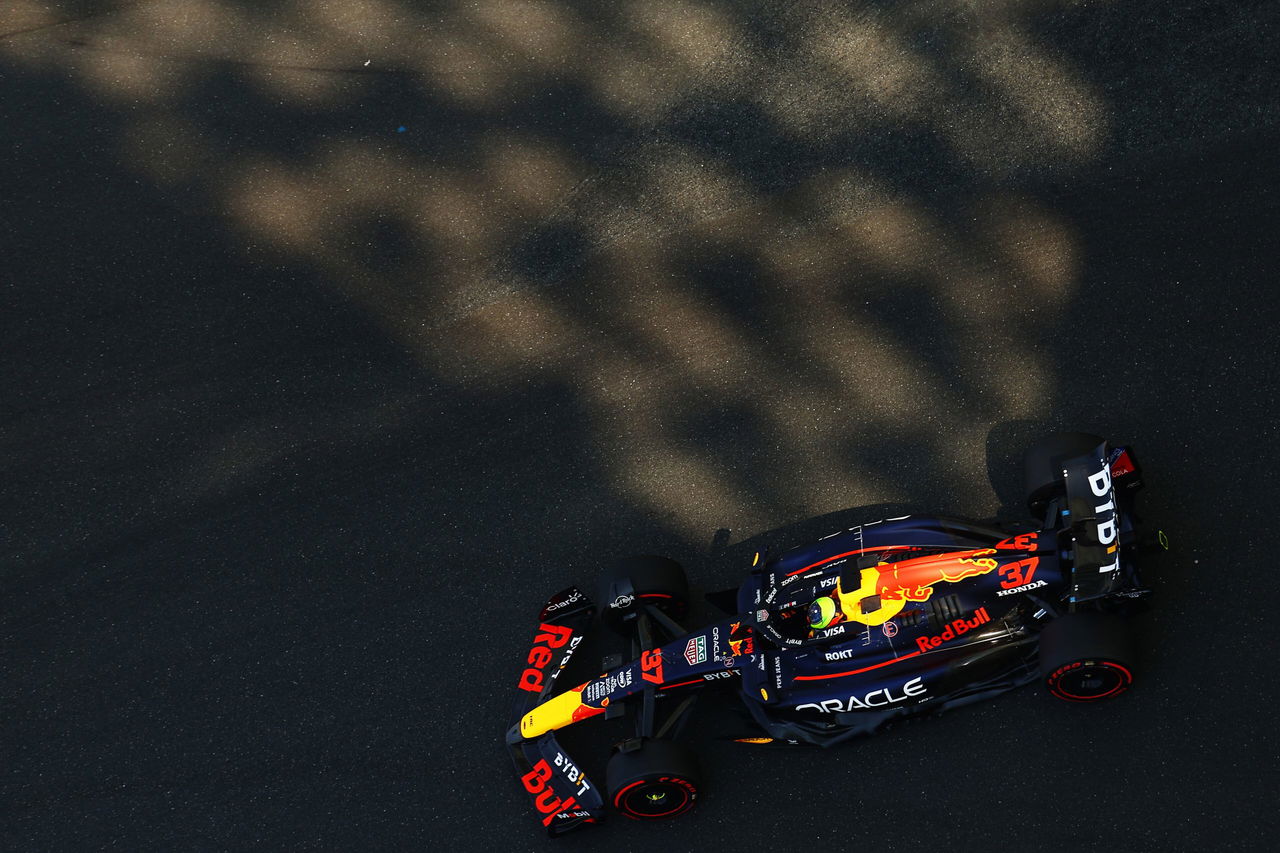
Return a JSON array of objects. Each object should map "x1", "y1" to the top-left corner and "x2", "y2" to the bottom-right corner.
[
  {"x1": 3, "y1": 0, "x2": 1113, "y2": 547},
  {"x1": 4, "y1": 0, "x2": 1279, "y2": 850}
]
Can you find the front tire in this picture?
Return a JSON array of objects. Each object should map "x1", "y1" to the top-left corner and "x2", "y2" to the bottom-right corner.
[
  {"x1": 607, "y1": 739, "x2": 702, "y2": 820},
  {"x1": 598, "y1": 555, "x2": 689, "y2": 634},
  {"x1": 1039, "y1": 611, "x2": 1134, "y2": 702}
]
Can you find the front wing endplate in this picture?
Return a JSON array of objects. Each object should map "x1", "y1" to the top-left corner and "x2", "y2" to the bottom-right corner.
[{"x1": 506, "y1": 587, "x2": 604, "y2": 836}]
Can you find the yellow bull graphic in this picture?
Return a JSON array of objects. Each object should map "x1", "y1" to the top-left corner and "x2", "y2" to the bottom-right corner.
[{"x1": 838, "y1": 548, "x2": 1000, "y2": 626}]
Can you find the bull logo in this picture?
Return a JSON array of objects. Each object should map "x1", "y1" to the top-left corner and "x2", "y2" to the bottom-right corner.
[{"x1": 838, "y1": 547, "x2": 1008, "y2": 626}]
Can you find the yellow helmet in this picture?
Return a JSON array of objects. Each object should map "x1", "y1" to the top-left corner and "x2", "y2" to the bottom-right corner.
[{"x1": 807, "y1": 596, "x2": 838, "y2": 630}]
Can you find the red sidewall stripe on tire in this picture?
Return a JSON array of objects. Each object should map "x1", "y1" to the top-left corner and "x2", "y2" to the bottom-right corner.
[
  {"x1": 1049, "y1": 661, "x2": 1133, "y2": 702},
  {"x1": 613, "y1": 780, "x2": 694, "y2": 819}
]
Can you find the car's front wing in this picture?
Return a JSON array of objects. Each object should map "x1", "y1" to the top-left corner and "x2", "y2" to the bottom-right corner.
[{"x1": 505, "y1": 587, "x2": 604, "y2": 836}]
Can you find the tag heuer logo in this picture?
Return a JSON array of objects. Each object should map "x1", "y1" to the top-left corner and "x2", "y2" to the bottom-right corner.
[{"x1": 684, "y1": 636, "x2": 707, "y2": 665}]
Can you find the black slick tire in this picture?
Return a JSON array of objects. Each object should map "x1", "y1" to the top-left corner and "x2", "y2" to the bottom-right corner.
[
  {"x1": 1039, "y1": 611, "x2": 1135, "y2": 702},
  {"x1": 607, "y1": 739, "x2": 702, "y2": 820},
  {"x1": 598, "y1": 555, "x2": 689, "y2": 634}
]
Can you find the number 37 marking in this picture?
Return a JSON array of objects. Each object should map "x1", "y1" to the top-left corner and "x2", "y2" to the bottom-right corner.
[{"x1": 998, "y1": 557, "x2": 1039, "y2": 589}]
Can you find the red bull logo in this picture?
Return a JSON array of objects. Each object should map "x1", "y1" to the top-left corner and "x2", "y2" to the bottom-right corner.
[
  {"x1": 838, "y1": 535, "x2": 1035, "y2": 627},
  {"x1": 521, "y1": 759, "x2": 582, "y2": 827},
  {"x1": 839, "y1": 549, "x2": 999, "y2": 626},
  {"x1": 915, "y1": 607, "x2": 991, "y2": 653},
  {"x1": 518, "y1": 623, "x2": 576, "y2": 693},
  {"x1": 882, "y1": 550, "x2": 999, "y2": 602},
  {"x1": 728, "y1": 621, "x2": 755, "y2": 656}
]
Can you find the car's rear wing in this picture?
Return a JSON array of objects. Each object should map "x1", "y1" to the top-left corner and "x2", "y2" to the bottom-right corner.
[
  {"x1": 505, "y1": 587, "x2": 604, "y2": 836},
  {"x1": 1063, "y1": 442, "x2": 1140, "y2": 601}
]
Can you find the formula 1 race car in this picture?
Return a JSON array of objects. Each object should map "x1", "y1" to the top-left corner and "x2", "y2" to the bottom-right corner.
[{"x1": 506, "y1": 433, "x2": 1154, "y2": 836}]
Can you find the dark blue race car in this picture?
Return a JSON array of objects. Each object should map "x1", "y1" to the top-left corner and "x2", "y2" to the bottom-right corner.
[{"x1": 507, "y1": 433, "x2": 1156, "y2": 835}]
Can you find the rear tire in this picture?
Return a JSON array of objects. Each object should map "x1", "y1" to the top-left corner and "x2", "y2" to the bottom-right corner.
[
  {"x1": 598, "y1": 555, "x2": 689, "y2": 634},
  {"x1": 607, "y1": 739, "x2": 701, "y2": 820},
  {"x1": 1039, "y1": 611, "x2": 1134, "y2": 702},
  {"x1": 1023, "y1": 432, "x2": 1105, "y2": 516}
]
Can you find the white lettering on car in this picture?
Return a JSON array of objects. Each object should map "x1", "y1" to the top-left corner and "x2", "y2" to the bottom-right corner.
[
  {"x1": 1086, "y1": 455, "x2": 1121, "y2": 568},
  {"x1": 582, "y1": 667, "x2": 634, "y2": 703},
  {"x1": 996, "y1": 579, "x2": 1048, "y2": 597},
  {"x1": 794, "y1": 676, "x2": 927, "y2": 713},
  {"x1": 545, "y1": 590, "x2": 583, "y2": 612},
  {"x1": 553, "y1": 751, "x2": 593, "y2": 798}
]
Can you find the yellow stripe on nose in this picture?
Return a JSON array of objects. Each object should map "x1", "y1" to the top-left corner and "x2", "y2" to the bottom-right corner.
[{"x1": 520, "y1": 688, "x2": 589, "y2": 739}]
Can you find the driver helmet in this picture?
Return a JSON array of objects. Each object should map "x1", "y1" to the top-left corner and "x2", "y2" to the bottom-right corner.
[{"x1": 808, "y1": 595, "x2": 840, "y2": 630}]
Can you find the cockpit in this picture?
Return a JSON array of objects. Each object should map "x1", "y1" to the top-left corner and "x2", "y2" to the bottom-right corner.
[{"x1": 748, "y1": 567, "x2": 863, "y2": 648}]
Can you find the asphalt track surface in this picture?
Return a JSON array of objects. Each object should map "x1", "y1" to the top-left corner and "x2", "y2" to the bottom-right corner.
[{"x1": 3, "y1": 1, "x2": 1280, "y2": 851}]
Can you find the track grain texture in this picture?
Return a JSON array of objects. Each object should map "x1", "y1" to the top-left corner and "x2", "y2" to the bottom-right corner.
[{"x1": 3, "y1": 1, "x2": 1278, "y2": 851}]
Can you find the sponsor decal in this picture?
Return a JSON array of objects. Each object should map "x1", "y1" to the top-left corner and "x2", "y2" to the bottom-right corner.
[
  {"x1": 996, "y1": 579, "x2": 1048, "y2": 597},
  {"x1": 546, "y1": 638, "x2": 582, "y2": 692},
  {"x1": 773, "y1": 568, "x2": 803, "y2": 589},
  {"x1": 521, "y1": 759, "x2": 582, "y2": 827},
  {"x1": 818, "y1": 576, "x2": 839, "y2": 589},
  {"x1": 824, "y1": 647, "x2": 854, "y2": 662},
  {"x1": 1109, "y1": 447, "x2": 1136, "y2": 478},
  {"x1": 684, "y1": 636, "x2": 708, "y2": 665},
  {"x1": 640, "y1": 648, "x2": 664, "y2": 685},
  {"x1": 702, "y1": 671, "x2": 733, "y2": 681},
  {"x1": 727, "y1": 621, "x2": 755, "y2": 656},
  {"x1": 608, "y1": 593, "x2": 635, "y2": 609},
  {"x1": 839, "y1": 548, "x2": 1002, "y2": 627},
  {"x1": 998, "y1": 556, "x2": 1040, "y2": 590},
  {"x1": 519, "y1": 623, "x2": 576, "y2": 693},
  {"x1": 711, "y1": 625, "x2": 722, "y2": 658},
  {"x1": 756, "y1": 609, "x2": 770, "y2": 622},
  {"x1": 915, "y1": 608, "x2": 990, "y2": 653},
  {"x1": 1086, "y1": 461, "x2": 1121, "y2": 571},
  {"x1": 583, "y1": 668, "x2": 634, "y2": 704},
  {"x1": 882, "y1": 621, "x2": 898, "y2": 638},
  {"x1": 553, "y1": 750, "x2": 593, "y2": 798},
  {"x1": 545, "y1": 590, "x2": 584, "y2": 612},
  {"x1": 795, "y1": 676, "x2": 927, "y2": 713}
]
